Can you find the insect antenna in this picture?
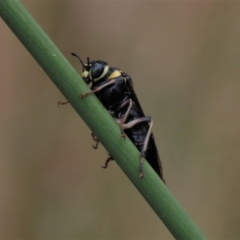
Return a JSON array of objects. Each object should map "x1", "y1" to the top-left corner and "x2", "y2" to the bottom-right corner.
[
  {"x1": 71, "y1": 52, "x2": 85, "y2": 69},
  {"x1": 87, "y1": 57, "x2": 90, "y2": 66}
]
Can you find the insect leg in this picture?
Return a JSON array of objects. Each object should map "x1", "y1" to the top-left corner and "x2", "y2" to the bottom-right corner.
[
  {"x1": 90, "y1": 133, "x2": 115, "y2": 170},
  {"x1": 116, "y1": 98, "x2": 133, "y2": 123},
  {"x1": 57, "y1": 101, "x2": 69, "y2": 106},
  {"x1": 139, "y1": 119, "x2": 153, "y2": 178},
  {"x1": 80, "y1": 79, "x2": 116, "y2": 98},
  {"x1": 91, "y1": 133, "x2": 100, "y2": 149},
  {"x1": 101, "y1": 155, "x2": 114, "y2": 169},
  {"x1": 121, "y1": 116, "x2": 153, "y2": 178},
  {"x1": 114, "y1": 99, "x2": 133, "y2": 138}
]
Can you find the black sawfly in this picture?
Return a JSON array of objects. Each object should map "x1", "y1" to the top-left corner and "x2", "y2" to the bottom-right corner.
[{"x1": 58, "y1": 53, "x2": 165, "y2": 182}]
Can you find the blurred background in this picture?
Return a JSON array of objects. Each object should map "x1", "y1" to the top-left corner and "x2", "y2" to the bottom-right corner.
[{"x1": 1, "y1": 1, "x2": 240, "y2": 239}]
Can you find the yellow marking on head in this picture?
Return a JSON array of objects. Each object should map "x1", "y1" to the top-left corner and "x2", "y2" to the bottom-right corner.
[{"x1": 82, "y1": 70, "x2": 89, "y2": 79}]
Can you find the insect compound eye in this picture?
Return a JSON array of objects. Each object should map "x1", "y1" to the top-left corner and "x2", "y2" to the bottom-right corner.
[{"x1": 90, "y1": 61, "x2": 109, "y2": 81}]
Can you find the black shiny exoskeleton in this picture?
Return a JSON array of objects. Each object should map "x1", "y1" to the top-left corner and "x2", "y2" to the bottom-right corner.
[
  {"x1": 113, "y1": 99, "x2": 164, "y2": 181},
  {"x1": 59, "y1": 52, "x2": 164, "y2": 181}
]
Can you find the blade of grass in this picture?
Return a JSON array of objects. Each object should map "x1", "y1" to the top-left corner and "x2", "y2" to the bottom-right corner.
[{"x1": 0, "y1": 1, "x2": 206, "y2": 239}]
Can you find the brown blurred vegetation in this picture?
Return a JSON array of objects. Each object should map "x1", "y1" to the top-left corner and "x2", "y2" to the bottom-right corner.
[{"x1": 0, "y1": 1, "x2": 240, "y2": 239}]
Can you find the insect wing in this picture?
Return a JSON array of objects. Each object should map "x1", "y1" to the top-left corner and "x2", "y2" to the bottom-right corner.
[
  {"x1": 126, "y1": 77, "x2": 164, "y2": 182},
  {"x1": 147, "y1": 134, "x2": 165, "y2": 182}
]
